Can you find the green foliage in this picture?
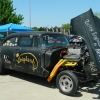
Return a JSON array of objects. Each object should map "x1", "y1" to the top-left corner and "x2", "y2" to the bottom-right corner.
[
  {"x1": 32, "y1": 27, "x2": 39, "y2": 31},
  {"x1": 38, "y1": 27, "x2": 46, "y2": 31},
  {"x1": 32, "y1": 24, "x2": 70, "y2": 32},
  {"x1": 94, "y1": 12, "x2": 100, "y2": 19},
  {"x1": 0, "y1": 0, "x2": 24, "y2": 25},
  {"x1": 32, "y1": 27, "x2": 47, "y2": 31},
  {"x1": 61, "y1": 23, "x2": 70, "y2": 32}
]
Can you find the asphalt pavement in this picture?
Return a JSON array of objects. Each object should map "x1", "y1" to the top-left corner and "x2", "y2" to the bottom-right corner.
[{"x1": 0, "y1": 70, "x2": 100, "y2": 100}]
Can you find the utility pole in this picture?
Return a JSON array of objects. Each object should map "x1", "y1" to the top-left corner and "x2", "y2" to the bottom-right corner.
[{"x1": 29, "y1": 0, "x2": 31, "y2": 28}]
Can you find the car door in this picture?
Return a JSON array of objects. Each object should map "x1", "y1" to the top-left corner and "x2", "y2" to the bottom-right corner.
[
  {"x1": 14, "y1": 35, "x2": 41, "y2": 75},
  {"x1": 1, "y1": 36, "x2": 18, "y2": 69}
]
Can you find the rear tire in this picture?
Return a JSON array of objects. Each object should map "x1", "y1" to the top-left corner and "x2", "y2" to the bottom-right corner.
[
  {"x1": 56, "y1": 70, "x2": 78, "y2": 96},
  {"x1": 0, "y1": 57, "x2": 7, "y2": 74}
]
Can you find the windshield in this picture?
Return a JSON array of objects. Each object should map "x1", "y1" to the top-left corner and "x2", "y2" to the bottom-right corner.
[{"x1": 40, "y1": 34, "x2": 69, "y2": 48}]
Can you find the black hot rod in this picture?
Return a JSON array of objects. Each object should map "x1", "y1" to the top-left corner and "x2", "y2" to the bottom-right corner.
[{"x1": 0, "y1": 9, "x2": 100, "y2": 96}]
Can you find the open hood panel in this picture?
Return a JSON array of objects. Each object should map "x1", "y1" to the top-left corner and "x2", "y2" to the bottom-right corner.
[{"x1": 70, "y1": 9, "x2": 100, "y2": 76}]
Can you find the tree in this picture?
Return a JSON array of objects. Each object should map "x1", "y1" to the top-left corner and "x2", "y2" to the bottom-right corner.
[
  {"x1": 61, "y1": 23, "x2": 70, "y2": 32},
  {"x1": 38, "y1": 27, "x2": 46, "y2": 31},
  {"x1": 32, "y1": 27, "x2": 39, "y2": 31},
  {"x1": 94, "y1": 12, "x2": 100, "y2": 19},
  {"x1": 0, "y1": 0, "x2": 24, "y2": 25}
]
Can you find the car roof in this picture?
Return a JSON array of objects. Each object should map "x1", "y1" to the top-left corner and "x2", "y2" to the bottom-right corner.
[
  {"x1": 2, "y1": 31, "x2": 66, "y2": 42},
  {"x1": 8, "y1": 31, "x2": 64, "y2": 37}
]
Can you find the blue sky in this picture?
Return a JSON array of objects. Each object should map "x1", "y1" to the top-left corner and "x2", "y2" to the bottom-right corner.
[{"x1": 13, "y1": 0, "x2": 100, "y2": 28}]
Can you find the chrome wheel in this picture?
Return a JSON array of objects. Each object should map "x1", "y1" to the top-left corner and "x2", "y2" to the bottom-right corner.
[
  {"x1": 56, "y1": 70, "x2": 78, "y2": 95},
  {"x1": 59, "y1": 75, "x2": 73, "y2": 92}
]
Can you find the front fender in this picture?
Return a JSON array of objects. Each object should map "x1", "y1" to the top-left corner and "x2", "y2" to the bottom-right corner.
[{"x1": 44, "y1": 48, "x2": 67, "y2": 70}]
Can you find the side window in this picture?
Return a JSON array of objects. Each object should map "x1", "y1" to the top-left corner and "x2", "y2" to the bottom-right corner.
[
  {"x1": 19, "y1": 36, "x2": 33, "y2": 47},
  {"x1": 3, "y1": 37, "x2": 18, "y2": 46}
]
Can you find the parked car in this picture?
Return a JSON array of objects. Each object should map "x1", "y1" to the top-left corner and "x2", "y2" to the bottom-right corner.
[
  {"x1": 0, "y1": 31, "x2": 99, "y2": 96},
  {"x1": 68, "y1": 35, "x2": 86, "y2": 48}
]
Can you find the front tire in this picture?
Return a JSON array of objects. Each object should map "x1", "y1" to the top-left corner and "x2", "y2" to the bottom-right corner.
[{"x1": 56, "y1": 70, "x2": 78, "y2": 96}]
